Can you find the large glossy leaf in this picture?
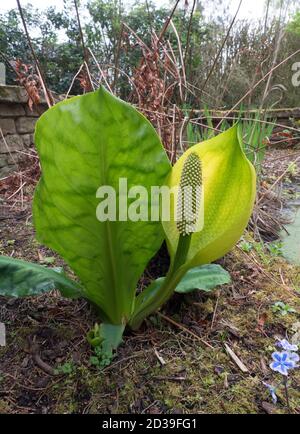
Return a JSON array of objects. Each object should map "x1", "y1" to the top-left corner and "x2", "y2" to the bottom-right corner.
[
  {"x1": 133, "y1": 264, "x2": 230, "y2": 301},
  {"x1": 163, "y1": 125, "x2": 256, "y2": 267},
  {"x1": 129, "y1": 263, "x2": 230, "y2": 329},
  {"x1": 33, "y1": 87, "x2": 171, "y2": 324},
  {"x1": 174, "y1": 264, "x2": 231, "y2": 293},
  {"x1": 0, "y1": 256, "x2": 82, "y2": 298}
]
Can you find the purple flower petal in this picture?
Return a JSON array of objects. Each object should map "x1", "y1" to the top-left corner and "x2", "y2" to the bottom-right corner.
[
  {"x1": 287, "y1": 352, "x2": 299, "y2": 363},
  {"x1": 263, "y1": 382, "x2": 278, "y2": 404},
  {"x1": 278, "y1": 339, "x2": 298, "y2": 352}
]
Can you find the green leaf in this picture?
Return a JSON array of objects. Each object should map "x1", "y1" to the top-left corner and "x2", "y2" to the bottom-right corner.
[
  {"x1": 174, "y1": 264, "x2": 231, "y2": 293},
  {"x1": 0, "y1": 256, "x2": 82, "y2": 298},
  {"x1": 89, "y1": 323, "x2": 125, "y2": 368},
  {"x1": 33, "y1": 87, "x2": 171, "y2": 324},
  {"x1": 136, "y1": 264, "x2": 230, "y2": 301}
]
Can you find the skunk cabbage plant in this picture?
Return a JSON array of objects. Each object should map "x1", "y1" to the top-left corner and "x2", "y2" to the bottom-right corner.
[{"x1": 0, "y1": 87, "x2": 256, "y2": 362}]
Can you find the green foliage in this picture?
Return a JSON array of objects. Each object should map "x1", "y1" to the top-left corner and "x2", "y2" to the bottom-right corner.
[
  {"x1": 0, "y1": 89, "x2": 255, "y2": 362},
  {"x1": 54, "y1": 361, "x2": 76, "y2": 375},
  {"x1": 1, "y1": 0, "x2": 298, "y2": 106},
  {"x1": 88, "y1": 323, "x2": 125, "y2": 367},
  {"x1": 267, "y1": 241, "x2": 283, "y2": 257},
  {"x1": 0, "y1": 256, "x2": 82, "y2": 298},
  {"x1": 286, "y1": 10, "x2": 300, "y2": 35},
  {"x1": 272, "y1": 301, "x2": 297, "y2": 316},
  {"x1": 175, "y1": 264, "x2": 231, "y2": 293},
  {"x1": 146, "y1": 264, "x2": 231, "y2": 296},
  {"x1": 287, "y1": 162, "x2": 298, "y2": 177},
  {"x1": 239, "y1": 240, "x2": 282, "y2": 257},
  {"x1": 129, "y1": 125, "x2": 256, "y2": 329},
  {"x1": 0, "y1": 3, "x2": 83, "y2": 93},
  {"x1": 239, "y1": 240, "x2": 253, "y2": 253},
  {"x1": 242, "y1": 113, "x2": 275, "y2": 170},
  {"x1": 33, "y1": 86, "x2": 170, "y2": 324}
]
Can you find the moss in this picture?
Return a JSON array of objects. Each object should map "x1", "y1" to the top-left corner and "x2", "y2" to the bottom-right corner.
[
  {"x1": 0, "y1": 86, "x2": 9, "y2": 98},
  {"x1": 0, "y1": 400, "x2": 11, "y2": 414}
]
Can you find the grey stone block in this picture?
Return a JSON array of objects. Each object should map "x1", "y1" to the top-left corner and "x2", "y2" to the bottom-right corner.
[
  {"x1": 7, "y1": 153, "x2": 23, "y2": 164},
  {"x1": 25, "y1": 104, "x2": 47, "y2": 117},
  {"x1": 0, "y1": 103, "x2": 25, "y2": 117},
  {"x1": 0, "y1": 118, "x2": 16, "y2": 135},
  {"x1": 22, "y1": 133, "x2": 34, "y2": 147},
  {"x1": 0, "y1": 85, "x2": 28, "y2": 103},
  {"x1": 15, "y1": 117, "x2": 37, "y2": 134},
  {"x1": 0, "y1": 134, "x2": 24, "y2": 153}
]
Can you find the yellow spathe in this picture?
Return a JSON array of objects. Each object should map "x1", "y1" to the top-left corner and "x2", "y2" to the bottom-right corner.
[{"x1": 163, "y1": 124, "x2": 256, "y2": 266}]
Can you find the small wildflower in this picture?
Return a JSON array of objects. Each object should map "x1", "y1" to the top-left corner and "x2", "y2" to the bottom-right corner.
[
  {"x1": 277, "y1": 339, "x2": 298, "y2": 352},
  {"x1": 270, "y1": 351, "x2": 297, "y2": 376},
  {"x1": 263, "y1": 382, "x2": 277, "y2": 404},
  {"x1": 287, "y1": 352, "x2": 299, "y2": 364}
]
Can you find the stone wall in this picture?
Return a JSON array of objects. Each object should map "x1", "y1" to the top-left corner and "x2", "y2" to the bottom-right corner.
[{"x1": 0, "y1": 85, "x2": 48, "y2": 178}]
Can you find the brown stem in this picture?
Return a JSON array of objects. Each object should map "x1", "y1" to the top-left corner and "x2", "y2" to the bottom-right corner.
[
  {"x1": 183, "y1": 0, "x2": 197, "y2": 66},
  {"x1": 73, "y1": 0, "x2": 92, "y2": 91},
  {"x1": 16, "y1": 0, "x2": 53, "y2": 107},
  {"x1": 112, "y1": 23, "x2": 124, "y2": 94},
  {"x1": 198, "y1": 0, "x2": 243, "y2": 102},
  {"x1": 284, "y1": 377, "x2": 291, "y2": 414}
]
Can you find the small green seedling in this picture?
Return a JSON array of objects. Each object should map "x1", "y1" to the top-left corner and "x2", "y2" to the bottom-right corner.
[
  {"x1": 54, "y1": 361, "x2": 76, "y2": 375},
  {"x1": 267, "y1": 241, "x2": 283, "y2": 257},
  {"x1": 272, "y1": 301, "x2": 296, "y2": 316},
  {"x1": 239, "y1": 241, "x2": 253, "y2": 252}
]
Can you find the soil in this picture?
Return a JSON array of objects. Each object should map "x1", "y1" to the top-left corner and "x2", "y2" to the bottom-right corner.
[{"x1": 0, "y1": 148, "x2": 300, "y2": 414}]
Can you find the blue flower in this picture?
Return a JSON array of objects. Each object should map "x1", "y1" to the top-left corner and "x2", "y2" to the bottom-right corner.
[
  {"x1": 277, "y1": 339, "x2": 298, "y2": 352},
  {"x1": 270, "y1": 351, "x2": 296, "y2": 376},
  {"x1": 263, "y1": 382, "x2": 277, "y2": 404},
  {"x1": 287, "y1": 352, "x2": 299, "y2": 364}
]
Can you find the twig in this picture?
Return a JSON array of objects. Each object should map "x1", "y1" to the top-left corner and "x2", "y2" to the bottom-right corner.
[
  {"x1": 211, "y1": 290, "x2": 220, "y2": 330},
  {"x1": 112, "y1": 23, "x2": 124, "y2": 94},
  {"x1": 224, "y1": 343, "x2": 249, "y2": 373},
  {"x1": 16, "y1": 0, "x2": 53, "y2": 107},
  {"x1": 183, "y1": 0, "x2": 197, "y2": 66},
  {"x1": 216, "y1": 48, "x2": 300, "y2": 129},
  {"x1": 169, "y1": 20, "x2": 186, "y2": 102},
  {"x1": 192, "y1": 115, "x2": 300, "y2": 134},
  {"x1": 154, "y1": 348, "x2": 166, "y2": 366},
  {"x1": 73, "y1": 0, "x2": 92, "y2": 91},
  {"x1": 284, "y1": 377, "x2": 291, "y2": 414},
  {"x1": 65, "y1": 63, "x2": 84, "y2": 99},
  {"x1": 182, "y1": 0, "x2": 243, "y2": 137},
  {"x1": 28, "y1": 339, "x2": 56, "y2": 376},
  {"x1": 157, "y1": 312, "x2": 213, "y2": 349},
  {"x1": 87, "y1": 48, "x2": 113, "y2": 92},
  {"x1": 199, "y1": 0, "x2": 243, "y2": 102},
  {"x1": 157, "y1": 0, "x2": 181, "y2": 45}
]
